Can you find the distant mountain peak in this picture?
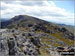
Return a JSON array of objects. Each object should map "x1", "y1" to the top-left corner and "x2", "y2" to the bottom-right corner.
[{"x1": 1, "y1": 15, "x2": 74, "y2": 41}]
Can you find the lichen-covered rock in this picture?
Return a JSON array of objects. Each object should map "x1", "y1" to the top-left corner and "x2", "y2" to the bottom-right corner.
[{"x1": 0, "y1": 29, "x2": 41, "y2": 56}]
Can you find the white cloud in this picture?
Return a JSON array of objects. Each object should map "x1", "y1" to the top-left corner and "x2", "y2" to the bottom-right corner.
[{"x1": 1, "y1": 0, "x2": 74, "y2": 25}]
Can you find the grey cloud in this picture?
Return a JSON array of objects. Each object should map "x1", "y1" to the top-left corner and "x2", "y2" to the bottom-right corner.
[{"x1": 1, "y1": 0, "x2": 46, "y2": 6}]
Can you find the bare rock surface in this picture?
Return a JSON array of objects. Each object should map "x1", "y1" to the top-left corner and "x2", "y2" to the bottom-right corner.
[
  {"x1": 0, "y1": 29, "x2": 40, "y2": 56},
  {"x1": 0, "y1": 29, "x2": 74, "y2": 56}
]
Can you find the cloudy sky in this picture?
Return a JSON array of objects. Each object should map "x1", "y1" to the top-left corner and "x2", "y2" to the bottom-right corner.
[{"x1": 1, "y1": 0, "x2": 75, "y2": 25}]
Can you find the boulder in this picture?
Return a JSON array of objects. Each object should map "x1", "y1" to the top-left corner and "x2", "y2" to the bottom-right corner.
[{"x1": 8, "y1": 37, "x2": 16, "y2": 55}]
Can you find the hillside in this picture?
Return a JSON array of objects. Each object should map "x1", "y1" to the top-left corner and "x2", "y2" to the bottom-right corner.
[
  {"x1": 57, "y1": 24, "x2": 74, "y2": 34},
  {"x1": 1, "y1": 15, "x2": 75, "y2": 56}
]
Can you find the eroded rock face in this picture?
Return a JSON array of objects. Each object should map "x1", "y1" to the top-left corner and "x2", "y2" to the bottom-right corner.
[
  {"x1": 0, "y1": 29, "x2": 41, "y2": 56},
  {"x1": 8, "y1": 37, "x2": 16, "y2": 55}
]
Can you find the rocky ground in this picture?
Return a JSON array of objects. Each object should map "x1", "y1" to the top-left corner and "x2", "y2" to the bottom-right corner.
[
  {"x1": 0, "y1": 29, "x2": 41, "y2": 56},
  {"x1": 0, "y1": 29, "x2": 74, "y2": 56}
]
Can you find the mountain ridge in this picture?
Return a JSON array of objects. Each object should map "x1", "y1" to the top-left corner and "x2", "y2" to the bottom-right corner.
[
  {"x1": 1, "y1": 15, "x2": 74, "y2": 40},
  {"x1": 1, "y1": 15, "x2": 74, "y2": 56}
]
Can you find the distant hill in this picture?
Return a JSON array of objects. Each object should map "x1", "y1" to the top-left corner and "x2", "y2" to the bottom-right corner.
[
  {"x1": 0, "y1": 18, "x2": 9, "y2": 22},
  {"x1": 57, "y1": 24, "x2": 74, "y2": 34}
]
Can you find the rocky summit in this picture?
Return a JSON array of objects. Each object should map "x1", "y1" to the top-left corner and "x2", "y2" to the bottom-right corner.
[{"x1": 0, "y1": 15, "x2": 75, "y2": 56}]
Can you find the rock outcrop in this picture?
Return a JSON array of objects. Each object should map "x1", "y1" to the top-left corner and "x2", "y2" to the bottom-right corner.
[{"x1": 0, "y1": 29, "x2": 41, "y2": 56}]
